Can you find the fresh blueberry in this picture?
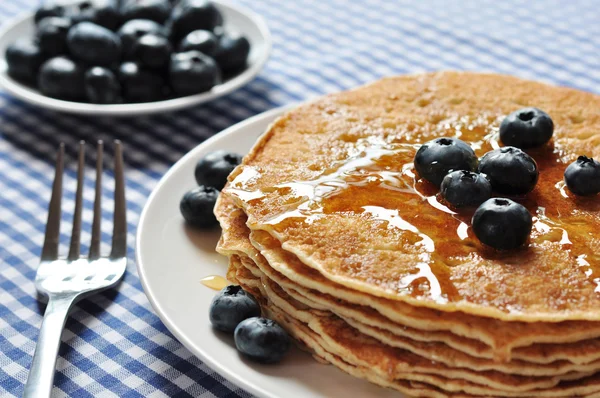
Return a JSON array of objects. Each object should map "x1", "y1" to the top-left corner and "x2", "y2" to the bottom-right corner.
[
  {"x1": 120, "y1": 0, "x2": 171, "y2": 24},
  {"x1": 5, "y1": 39, "x2": 45, "y2": 85},
  {"x1": 67, "y1": 22, "x2": 121, "y2": 66},
  {"x1": 68, "y1": 0, "x2": 120, "y2": 31},
  {"x1": 169, "y1": 51, "x2": 220, "y2": 96},
  {"x1": 38, "y1": 56, "x2": 86, "y2": 100},
  {"x1": 194, "y1": 150, "x2": 242, "y2": 190},
  {"x1": 414, "y1": 137, "x2": 478, "y2": 187},
  {"x1": 500, "y1": 107, "x2": 554, "y2": 149},
  {"x1": 127, "y1": 33, "x2": 172, "y2": 69},
  {"x1": 440, "y1": 171, "x2": 492, "y2": 208},
  {"x1": 214, "y1": 34, "x2": 250, "y2": 73},
  {"x1": 168, "y1": 0, "x2": 223, "y2": 42},
  {"x1": 179, "y1": 29, "x2": 217, "y2": 55},
  {"x1": 472, "y1": 198, "x2": 532, "y2": 250},
  {"x1": 209, "y1": 285, "x2": 261, "y2": 333},
  {"x1": 179, "y1": 185, "x2": 219, "y2": 228},
  {"x1": 564, "y1": 156, "x2": 600, "y2": 196},
  {"x1": 118, "y1": 62, "x2": 165, "y2": 102},
  {"x1": 234, "y1": 317, "x2": 291, "y2": 364},
  {"x1": 37, "y1": 17, "x2": 72, "y2": 56},
  {"x1": 477, "y1": 147, "x2": 538, "y2": 195},
  {"x1": 84, "y1": 67, "x2": 120, "y2": 103},
  {"x1": 35, "y1": 1, "x2": 68, "y2": 24},
  {"x1": 117, "y1": 19, "x2": 166, "y2": 55}
]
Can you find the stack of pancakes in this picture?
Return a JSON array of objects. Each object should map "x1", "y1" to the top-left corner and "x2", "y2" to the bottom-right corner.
[{"x1": 215, "y1": 72, "x2": 600, "y2": 397}]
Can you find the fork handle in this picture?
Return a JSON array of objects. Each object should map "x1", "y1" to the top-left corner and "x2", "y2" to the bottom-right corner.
[{"x1": 23, "y1": 295, "x2": 76, "y2": 398}]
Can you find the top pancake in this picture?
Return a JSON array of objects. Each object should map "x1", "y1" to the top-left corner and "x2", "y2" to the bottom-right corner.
[{"x1": 224, "y1": 71, "x2": 600, "y2": 322}]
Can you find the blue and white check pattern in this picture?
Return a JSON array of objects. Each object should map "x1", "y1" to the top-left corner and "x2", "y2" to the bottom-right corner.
[{"x1": 0, "y1": 0, "x2": 599, "y2": 396}]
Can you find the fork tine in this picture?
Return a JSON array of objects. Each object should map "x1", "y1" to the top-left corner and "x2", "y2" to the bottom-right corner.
[
  {"x1": 89, "y1": 141, "x2": 103, "y2": 260},
  {"x1": 67, "y1": 141, "x2": 85, "y2": 261},
  {"x1": 41, "y1": 144, "x2": 64, "y2": 261},
  {"x1": 110, "y1": 140, "x2": 127, "y2": 259}
]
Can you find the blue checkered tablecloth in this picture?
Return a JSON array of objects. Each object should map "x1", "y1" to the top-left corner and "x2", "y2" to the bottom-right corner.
[{"x1": 1, "y1": 0, "x2": 599, "y2": 396}]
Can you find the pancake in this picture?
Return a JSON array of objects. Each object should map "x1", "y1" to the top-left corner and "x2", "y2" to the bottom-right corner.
[
  {"x1": 216, "y1": 193, "x2": 600, "y2": 367},
  {"x1": 223, "y1": 71, "x2": 600, "y2": 322},
  {"x1": 233, "y1": 242, "x2": 600, "y2": 377},
  {"x1": 220, "y1": 188, "x2": 600, "y2": 395},
  {"x1": 249, "y1": 227, "x2": 600, "y2": 356},
  {"x1": 232, "y1": 241, "x2": 600, "y2": 378},
  {"x1": 230, "y1": 254, "x2": 600, "y2": 397},
  {"x1": 214, "y1": 72, "x2": 600, "y2": 396}
]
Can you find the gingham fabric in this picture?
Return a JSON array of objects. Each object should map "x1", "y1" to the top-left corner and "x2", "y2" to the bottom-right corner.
[{"x1": 0, "y1": 0, "x2": 599, "y2": 396}]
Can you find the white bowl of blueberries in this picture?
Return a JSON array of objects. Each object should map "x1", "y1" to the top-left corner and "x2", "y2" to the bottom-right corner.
[{"x1": 0, "y1": 0, "x2": 271, "y2": 116}]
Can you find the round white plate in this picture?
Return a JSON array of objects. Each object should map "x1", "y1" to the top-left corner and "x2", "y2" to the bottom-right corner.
[
  {"x1": 136, "y1": 107, "x2": 402, "y2": 398},
  {"x1": 0, "y1": 1, "x2": 271, "y2": 116}
]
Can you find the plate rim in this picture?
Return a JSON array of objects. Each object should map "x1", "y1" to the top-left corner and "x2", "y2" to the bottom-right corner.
[
  {"x1": 0, "y1": 0, "x2": 272, "y2": 116},
  {"x1": 136, "y1": 106, "x2": 289, "y2": 398}
]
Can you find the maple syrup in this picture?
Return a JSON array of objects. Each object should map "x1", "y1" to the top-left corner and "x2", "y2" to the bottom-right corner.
[{"x1": 201, "y1": 275, "x2": 230, "y2": 290}]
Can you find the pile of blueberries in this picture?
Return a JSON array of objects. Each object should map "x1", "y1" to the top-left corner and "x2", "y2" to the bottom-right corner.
[
  {"x1": 414, "y1": 107, "x2": 600, "y2": 250},
  {"x1": 5, "y1": 0, "x2": 250, "y2": 103},
  {"x1": 210, "y1": 285, "x2": 291, "y2": 364}
]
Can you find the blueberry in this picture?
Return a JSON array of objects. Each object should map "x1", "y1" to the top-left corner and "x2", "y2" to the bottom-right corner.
[
  {"x1": 67, "y1": 22, "x2": 121, "y2": 66},
  {"x1": 179, "y1": 185, "x2": 219, "y2": 228},
  {"x1": 168, "y1": 0, "x2": 223, "y2": 42},
  {"x1": 477, "y1": 147, "x2": 538, "y2": 195},
  {"x1": 195, "y1": 150, "x2": 242, "y2": 190},
  {"x1": 500, "y1": 107, "x2": 554, "y2": 149},
  {"x1": 127, "y1": 33, "x2": 172, "y2": 69},
  {"x1": 440, "y1": 171, "x2": 492, "y2": 208},
  {"x1": 69, "y1": 0, "x2": 120, "y2": 31},
  {"x1": 118, "y1": 62, "x2": 165, "y2": 102},
  {"x1": 5, "y1": 39, "x2": 45, "y2": 85},
  {"x1": 84, "y1": 67, "x2": 120, "y2": 103},
  {"x1": 169, "y1": 51, "x2": 220, "y2": 96},
  {"x1": 120, "y1": 0, "x2": 171, "y2": 24},
  {"x1": 214, "y1": 34, "x2": 250, "y2": 73},
  {"x1": 209, "y1": 285, "x2": 261, "y2": 333},
  {"x1": 414, "y1": 137, "x2": 478, "y2": 187},
  {"x1": 37, "y1": 17, "x2": 72, "y2": 56},
  {"x1": 234, "y1": 317, "x2": 291, "y2": 364},
  {"x1": 38, "y1": 56, "x2": 86, "y2": 100},
  {"x1": 35, "y1": 1, "x2": 68, "y2": 24},
  {"x1": 117, "y1": 19, "x2": 166, "y2": 55},
  {"x1": 179, "y1": 29, "x2": 217, "y2": 55},
  {"x1": 564, "y1": 156, "x2": 600, "y2": 196},
  {"x1": 472, "y1": 198, "x2": 532, "y2": 250}
]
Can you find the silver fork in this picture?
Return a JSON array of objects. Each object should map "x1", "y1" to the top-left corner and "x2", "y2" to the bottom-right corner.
[{"x1": 23, "y1": 141, "x2": 127, "y2": 398}]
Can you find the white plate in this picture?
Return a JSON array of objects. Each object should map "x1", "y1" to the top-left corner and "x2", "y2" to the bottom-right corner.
[
  {"x1": 0, "y1": 1, "x2": 271, "y2": 116},
  {"x1": 136, "y1": 107, "x2": 402, "y2": 398}
]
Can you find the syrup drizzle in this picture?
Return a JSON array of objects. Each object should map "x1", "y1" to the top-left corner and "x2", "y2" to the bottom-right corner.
[
  {"x1": 363, "y1": 205, "x2": 443, "y2": 302},
  {"x1": 533, "y1": 207, "x2": 572, "y2": 245},
  {"x1": 201, "y1": 275, "x2": 230, "y2": 290}
]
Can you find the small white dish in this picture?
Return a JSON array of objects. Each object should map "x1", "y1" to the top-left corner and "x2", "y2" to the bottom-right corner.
[
  {"x1": 136, "y1": 107, "x2": 402, "y2": 398},
  {"x1": 0, "y1": 0, "x2": 271, "y2": 116}
]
